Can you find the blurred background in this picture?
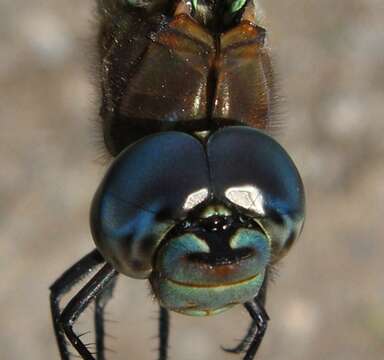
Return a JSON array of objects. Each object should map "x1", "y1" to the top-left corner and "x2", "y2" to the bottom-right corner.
[{"x1": 1, "y1": 0, "x2": 383, "y2": 359}]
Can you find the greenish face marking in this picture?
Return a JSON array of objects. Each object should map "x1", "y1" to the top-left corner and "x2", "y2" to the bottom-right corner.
[
  {"x1": 150, "y1": 227, "x2": 270, "y2": 316},
  {"x1": 152, "y1": 270, "x2": 266, "y2": 316}
]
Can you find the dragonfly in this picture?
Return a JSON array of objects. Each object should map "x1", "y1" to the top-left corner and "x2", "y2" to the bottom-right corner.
[{"x1": 50, "y1": 0, "x2": 305, "y2": 359}]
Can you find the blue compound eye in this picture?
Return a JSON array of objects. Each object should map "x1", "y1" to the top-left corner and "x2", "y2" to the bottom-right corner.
[
  {"x1": 207, "y1": 126, "x2": 305, "y2": 258},
  {"x1": 90, "y1": 132, "x2": 210, "y2": 278}
]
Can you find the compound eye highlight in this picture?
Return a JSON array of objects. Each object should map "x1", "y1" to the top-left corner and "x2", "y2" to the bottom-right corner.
[
  {"x1": 208, "y1": 126, "x2": 305, "y2": 258},
  {"x1": 224, "y1": 184, "x2": 266, "y2": 215}
]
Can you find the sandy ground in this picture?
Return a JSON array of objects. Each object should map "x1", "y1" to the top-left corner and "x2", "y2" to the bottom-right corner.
[{"x1": 1, "y1": 0, "x2": 383, "y2": 359}]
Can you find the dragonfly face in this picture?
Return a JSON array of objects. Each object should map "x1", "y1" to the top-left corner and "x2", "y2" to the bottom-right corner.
[
  {"x1": 51, "y1": 1, "x2": 305, "y2": 359},
  {"x1": 91, "y1": 127, "x2": 304, "y2": 315}
]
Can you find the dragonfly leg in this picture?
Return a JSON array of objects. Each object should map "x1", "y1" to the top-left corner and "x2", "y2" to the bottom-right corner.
[
  {"x1": 158, "y1": 306, "x2": 170, "y2": 360},
  {"x1": 242, "y1": 300, "x2": 269, "y2": 360},
  {"x1": 222, "y1": 273, "x2": 268, "y2": 355},
  {"x1": 95, "y1": 276, "x2": 118, "y2": 360},
  {"x1": 50, "y1": 249, "x2": 105, "y2": 360},
  {"x1": 222, "y1": 321, "x2": 259, "y2": 354},
  {"x1": 59, "y1": 263, "x2": 118, "y2": 360}
]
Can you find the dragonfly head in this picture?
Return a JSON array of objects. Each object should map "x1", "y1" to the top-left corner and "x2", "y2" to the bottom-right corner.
[
  {"x1": 90, "y1": 128, "x2": 305, "y2": 316},
  {"x1": 150, "y1": 205, "x2": 270, "y2": 316}
]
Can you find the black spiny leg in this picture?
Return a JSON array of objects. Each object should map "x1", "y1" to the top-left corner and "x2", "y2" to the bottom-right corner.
[
  {"x1": 50, "y1": 249, "x2": 105, "y2": 360},
  {"x1": 158, "y1": 306, "x2": 170, "y2": 360},
  {"x1": 95, "y1": 276, "x2": 118, "y2": 360},
  {"x1": 59, "y1": 263, "x2": 118, "y2": 360},
  {"x1": 223, "y1": 273, "x2": 269, "y2": 355}
]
